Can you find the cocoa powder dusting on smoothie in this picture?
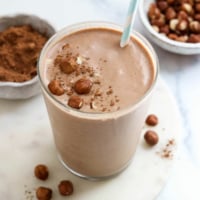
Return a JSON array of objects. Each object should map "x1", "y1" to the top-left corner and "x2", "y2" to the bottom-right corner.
[
  {"x1": 0, "y1": 25, "x2": 48, "y2": 82},
  {"x1": 45, "y1": 29, "x2": 155, "y2": 113}
]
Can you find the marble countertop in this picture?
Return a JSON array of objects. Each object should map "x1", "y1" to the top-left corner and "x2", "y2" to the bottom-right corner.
[{"x1": 0, "y1": 0, "x2": 200, "y2": 199}]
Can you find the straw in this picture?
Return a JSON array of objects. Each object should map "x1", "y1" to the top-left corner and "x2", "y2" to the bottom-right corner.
[{"x1": 120, "y1": 0, "x2": 139, "y2": 48}]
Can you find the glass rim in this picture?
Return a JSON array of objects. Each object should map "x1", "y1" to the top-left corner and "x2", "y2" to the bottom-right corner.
[{"x1": 37, "y1": 21, "x2": 159, "y2": 119}]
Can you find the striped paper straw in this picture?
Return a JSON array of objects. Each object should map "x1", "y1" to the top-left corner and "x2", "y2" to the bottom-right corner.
[{"x1": 120, "y1": 0, "x2": 139, "y2": 48}]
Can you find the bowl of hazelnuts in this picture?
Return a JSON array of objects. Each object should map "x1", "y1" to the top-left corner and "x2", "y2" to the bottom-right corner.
[
  {"x1": 139, "y1": 0, "x2": 200, "y2": 55},
  {"x1": 0, "y1": 14, "x2": 55, "y2": 99}
]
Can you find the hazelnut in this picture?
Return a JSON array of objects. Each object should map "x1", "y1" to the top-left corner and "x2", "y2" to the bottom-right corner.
[
  {"x1": 152, "y1": 25, "x2": 160, "y2": 32},
  {"x1": 160, "y1": 25, "x2": 170, "y2": 34},
  {"x1": 176, "y1": 35, "x2": 189, "y2": 42},
  {"x1": 34, "y1": 164, "x2": 49, "y2": 180},
  {"x1": 166, "y1": 7, "x2": 177, "y2": 21},
  {"x1": 157, "y1": 1, "x2": 169, "y2": 12},
  {"x1": 145, "y1": 114, "x2": 158, "y2": 126},
  {"x1": 168, "y1": 33, "x2": 179, "y2": 40},
  {"x1": 36, "y1": 187, "x2": 52, "y2": 200},
  {"x1": 54, "y1": 55, "x2": 77, "y2": 74},
  {"x1": 48, "y1": 80, "x2": 65, "y2": 96},
  {"x1": 181, "y1": 3, "x2": 193, "y2": 15},
  {"x1": 59, "y1": 58, "x2": 76, "y2": 74},
  {"x1": 194, "y1": 13, "x2": 200, "y2": 21},
  {"x1": 169, "y1": 19, "x2": 179, "y2": 31},
  {"x1": 190, "y1": 21, "x2": 200, "y2": 33},
  {"x1": 58, "y1": 180, "x2": 74, "y2": 196},
  {"x1": 187, "y1": 34, "x2": 200, "y2": 42},
  {"x1": 178, "y1": 11, "x2": 189, "y2": 20},
  {"x1": 195, "y1": 3, "x2": 200, "y2": 12},
  {"x1": 187, "y1": 0, "x2": 194, "y2": 6},
  {"x1": 148, "y1": 3, "x2": 161, "y2": 20},
  {"x1": 188, "y1": 16, "x2": 193, "y2": 22},
  {"x1": 167, "y1": 0, "x2": 175, "y2": 5},
  {"x1": 68, "y1": 95, "x2": 83, "y2": 109},
  {"x1": 144, "y1": 130, "x2": 159, "y2": 146},
  {"x1": 151, "y1": 14, "x2": 166, "y2": 27},
  {"x1": 74, "y1": 78, "x2": 93, "y2": 94},
  {"x1": 176, "y1": 19, "x2": 189, "y2": 31}
]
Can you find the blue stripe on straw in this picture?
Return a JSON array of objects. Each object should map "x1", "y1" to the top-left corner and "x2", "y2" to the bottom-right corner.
[
  {"x1": 120, "y1": 0, "x2": 139, "y2": 47},
  {"x1": 121, "y1": 24, "x2": 132, "y2": 46},
  {"x1": 128, "y1": 0, "x2": 138, "y2": 15}
]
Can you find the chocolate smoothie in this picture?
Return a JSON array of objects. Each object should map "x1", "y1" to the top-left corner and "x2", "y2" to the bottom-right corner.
[{"x1": 38, "y1": 22, "x2": 158, "y2": 179}]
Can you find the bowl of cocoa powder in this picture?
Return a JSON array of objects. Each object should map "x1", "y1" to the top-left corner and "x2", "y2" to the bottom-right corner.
[
  {"x1": 139, "y1": 0, "x2": 200, "y2": 55},
  {"x1": 0, "y1": 14, "x2": 55, "y2": 99}
]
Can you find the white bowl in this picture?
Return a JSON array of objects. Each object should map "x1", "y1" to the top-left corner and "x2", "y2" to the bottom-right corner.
[
  {"x1": 0, "y1": 14, "x2": 56, "y2": 99},
  {"x1": 139, "y1": 0, "x2": 200, "y2": 55}
]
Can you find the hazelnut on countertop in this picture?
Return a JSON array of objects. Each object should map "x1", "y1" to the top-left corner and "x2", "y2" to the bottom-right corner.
[
  {"x1": 58, "y1": 180, "x2": 74, "y2": 196},
  {"x1": 144, "y1": 130, "x2": 159, "y2": 146}
]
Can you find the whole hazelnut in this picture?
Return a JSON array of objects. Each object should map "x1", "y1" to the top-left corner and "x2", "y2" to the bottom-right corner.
[
  {"x1": 144, "y1": 130, "x2": 159, "y2": 146},
  {"x1": 151, "y1": 14, "x2": 166, "y2": 27},
  {"x1": 195, "y1": 3, "x2": 200, "y2": 12},
  {"x1": 59, "y1": 58, "x2": 76, "y2": 74},
  {"x1": 187, "y1": 0, "x2": 194, "y2": 6},
  {"x1": 58, "y1": 180, "x2": 74, "y2": 196},
  {"x1": 168, "y1": 33, "x2": 179, "y2": 40},
  {"x1": 74, "y1": 78, "x2": 93, "y2": 94},
  {"x1": 160, "y1": 25, "x2": 170, "y2": 34},
  {"x1": 194, "y1": 13, "x2": 200, "y2": 21},
  {"x1": 178, "y1": 11, "x2": 189, "y2": 20},
  {"x1": 181, "y1": 3, "x2": 193, "y2": 15},
  {"x1": 157, "y1": 1, "x2": 169, "y2": 12},
  {"x1": 176, "y1": 35, "x2": 189, "y2": 42},
  {"x1": 169, "y1": 19, "x2": 179, "y2": 31},
  {"x1": 145, "y1": 114, "x2": 158, "y2": 126},
  {"x1": 68, "y1": 95, "x2": 83, "y2": 109},
  {"x1": 190, "y1": 21, "x2": 200, "y2": 33},
  {"x1": 176, "y1": 19, "x2": 189, "y2": 31},
  {"x1": 152, "y1": 25, "x2": 160, "y2": 32},
  {"x1": 48, "y1": 80, "x2": 65, "y2": 96},
  {"x1": 166, "y1": 7, "x2": 177, "y2": 21},
  {"x1": 187, "y1": 34, "x2": 200, "y2": 42},
  {"x1": 148, "y1": 3, "x2": 161, "y2": 20},
  {"x1": 167, "y1": 0, "x2": 175, "y2": 5},
  {"x1": 34, "y1": 164, "x2": 49, "y2": 180},
  {"x1": 36, "y1": 187, "x2": 52, "y2": 200}
]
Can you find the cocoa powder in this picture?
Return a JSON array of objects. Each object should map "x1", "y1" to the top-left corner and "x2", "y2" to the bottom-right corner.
[
  {"x1": 0, "y1": 25, "x2": 48, "y2": 82},
  {"x1": 48, "y1": 44, "x2": 120, "y2": 112}
]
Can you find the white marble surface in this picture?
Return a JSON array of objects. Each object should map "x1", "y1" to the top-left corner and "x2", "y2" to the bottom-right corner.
[{"x1": 0, "y1": 0, "x2": 200, "y2": 199}]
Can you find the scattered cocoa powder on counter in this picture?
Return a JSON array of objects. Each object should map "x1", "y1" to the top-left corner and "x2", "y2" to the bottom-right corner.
[
  {"x1": 0, "y1": 25, "x2": 48, "y2": 82},
  {"x1": 24, "y1": 185, "x2": 34, "y2": 200},
  {"x1": 157, "y1": 139, "x2": 175, "y2": 159}
]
